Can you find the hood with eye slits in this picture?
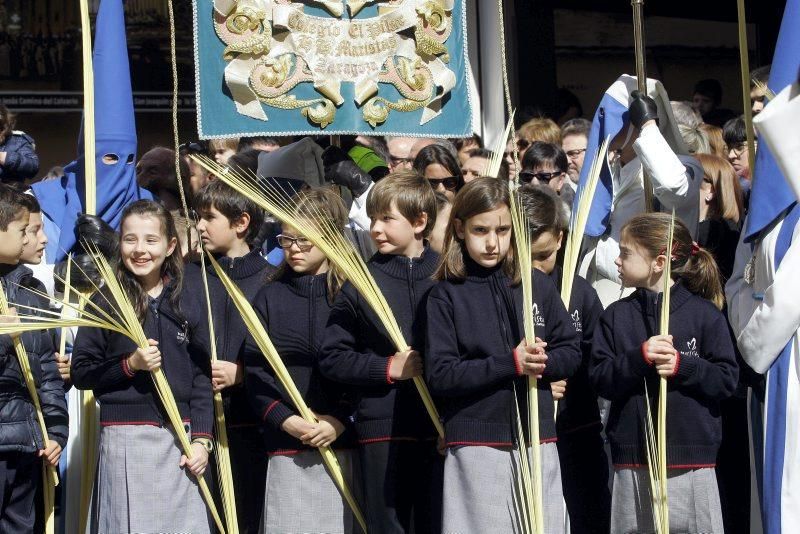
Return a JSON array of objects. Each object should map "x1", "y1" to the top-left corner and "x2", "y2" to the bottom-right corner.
[{"x1": 32, "y1": 0, "x2": 151, "y2": 262}]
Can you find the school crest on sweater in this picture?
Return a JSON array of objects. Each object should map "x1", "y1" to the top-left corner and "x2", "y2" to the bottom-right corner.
[
  {"x1": 679, "y1": 337, "x2": 699, "y2": 359},
  {"x1": 532, "y1": 303, "x2": 546, "y2": 328},
  {"x1": 571, "y1": 310, "x2": 582, "y2": 333}
]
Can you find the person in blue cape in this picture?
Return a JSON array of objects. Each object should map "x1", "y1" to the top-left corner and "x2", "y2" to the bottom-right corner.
[
  {"x1": 574, "y1": 75, "x2": 703, "y2": 307},
  {"x1": 31, "y1": 0, "x2": 151, "y2": 264},
  {"x1": 726, "y1": 1, "x2": 800, "y2": 532}
]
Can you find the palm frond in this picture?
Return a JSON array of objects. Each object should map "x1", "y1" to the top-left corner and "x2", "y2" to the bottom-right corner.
[
  {"x1": 199, "y1": 251, "x2": 239, "y2": 534},
  {"x1": 560, "y1": 138, "x2": 610, "y2": 307}
]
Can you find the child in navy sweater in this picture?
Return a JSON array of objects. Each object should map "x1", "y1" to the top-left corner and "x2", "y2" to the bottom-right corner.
[
  {"x1": 72, "y1": 201, "x2": 213, "y2": 534},
  {"x1": 185, "y1": 180, "x2": 273, "y2": 534},
  {"x1": 320, "y1": 171, "x2": 442, "y2": 533},
  {"x1": 519, "y1": 184, "x2": 610, "y2": 533},
  {"x1": 425, "y1": 178, "x2": 581, "y2": 534},
  {"x1": 589, "y1": 213, "x2": 738, "y2": 533},
  {"x1": 245, "y1": 188, "x2": 358, "y2": 534}
]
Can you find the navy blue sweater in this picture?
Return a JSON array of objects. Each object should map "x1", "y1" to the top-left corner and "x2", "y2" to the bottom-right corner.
[
  {"x1": 425, "y1": 261, "x2": 581, "y2": 446},
  {"x1": 319, "y1": 248, "x2": 440, "y2": 442},
  {"x1": 71, "y1": 281, "x2": 214, "y2": 440},
  {"x1": 244, "y1": 271, "x2": 355, "y2": 454},
  {"x1": 183, "y1": 249, "x2": 274, "y2": 427},
  {"x1": 549, "y1": 267, "x2": 604, "y2": 435},
  {"x1": 589, "y1": 283, "x2": 738, "y2": 467},
  {"x1": 0, "y1": 264, "x2": 68, "y2": 453}
]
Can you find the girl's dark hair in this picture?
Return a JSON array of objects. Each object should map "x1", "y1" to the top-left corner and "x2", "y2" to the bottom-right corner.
[
  {"x1": 413, "y1": 144, "x2": 462, "y2": 178},
  {"x1": 270, "y1": 186, "x2": 349, "y2": 301},
  {"x1": 521, "y1": 141, "x2": 568, "y2": 173},
  {"x1": 433, "y1": 178, "x2": 520, "y2": 283},
  {"x1": 621, "y1": 213, "x2": 724, "y2": 309},
  {"x1": 518, "y1": 184, "x2": 568, "y2": 240},
  {"x1": 117, "y1": 200, "x2": 184, "y2": 321}
]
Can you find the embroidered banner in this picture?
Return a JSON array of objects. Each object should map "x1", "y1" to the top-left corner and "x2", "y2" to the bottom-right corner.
[{"x1": 193, "y1": 0, "x2": 472, "y2": 138}]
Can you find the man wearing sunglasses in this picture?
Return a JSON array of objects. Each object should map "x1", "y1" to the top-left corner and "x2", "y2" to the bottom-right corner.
[{"x1": 519, "y1": 141, "x2": 574, "y2": 208}]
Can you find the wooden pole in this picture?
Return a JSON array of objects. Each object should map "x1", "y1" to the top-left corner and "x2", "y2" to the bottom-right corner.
[
  {"x1": 736, "y1": 0, "x2": 757, "y2": 179},
  {"x1": 632, "y1": 0, "x2": 654, "y2": 212}
]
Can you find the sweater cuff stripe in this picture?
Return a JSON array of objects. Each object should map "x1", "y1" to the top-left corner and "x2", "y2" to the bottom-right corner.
[
  {"x1": 121, "y1": 357, "x2": 135, "y2": 378},
  {"x1": 513, "y1": 348, "x2": 524, "y2": 376},
  {"x1": 641, "y1": 343, "x2": 654, "y2": 366},
  {"x1": 385, "y1": 356, "x2": 395, "y2": 384},
  {"x1": 263, "y1": 400, "x2": 281, "y2": 420}
]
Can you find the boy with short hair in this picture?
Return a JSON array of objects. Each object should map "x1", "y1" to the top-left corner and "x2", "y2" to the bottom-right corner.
[
  {"x1": 185, "y1": 179, "x2": 273, "y2": 534},
  {"x1": 519, "y1": 184, "x2": 611, "y2": 533},
  {"x1": 0, "y1": 185, "x2": 68, "y2": 532},
  {"x1": 320, "y1": 170, "x2": 442, "y2": 533}
]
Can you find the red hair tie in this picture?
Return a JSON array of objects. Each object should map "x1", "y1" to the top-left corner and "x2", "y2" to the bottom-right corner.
[{"x1": 690, "y1": 242, "x2": 700, "y2": 256}]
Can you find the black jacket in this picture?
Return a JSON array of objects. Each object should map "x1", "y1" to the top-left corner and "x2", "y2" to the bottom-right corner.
[
  {"x1": 245, "y1": 271, "x2": 355, "y2": 453},
  {"x1": 0, "y1": 132, "x2": 39, "y2": 183},
  {"x1": 589, "y1": 283, "x2": 738, "y2": 467},
  {"x1": 0, "y1": 264, "x2": 68, "y2": 453},
  {"x1": 71, "y1": 281, "x2": 213, "y2": 440},
  {"x1": 319, "y1": 248, "x2": 440, "y2": 441},
  {"x1": 425, "y1": 261, "x2": 581, "y2": 446},
  {"x1": 183, "y1": 249, "x2": 273, "y2": 427},
  {"x1": 549, "y1": 267, "x2": 604, "y2": 435}
]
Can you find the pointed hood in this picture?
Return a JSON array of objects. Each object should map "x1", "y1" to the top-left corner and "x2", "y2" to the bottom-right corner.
[
  {"x1": 33, "y1": 0, "x2": 151, "y2": 262},
  {"x1": 575, "y1": 75, "x2": 687, "y2": 237},
  {"x1": 744, "y1": 0, "x2": 800, "y2": 241}
]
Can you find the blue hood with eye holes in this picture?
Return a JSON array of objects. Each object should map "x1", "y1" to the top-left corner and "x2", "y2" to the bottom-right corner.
[{"x1": 32, "y1": 0, "x2": 151, "y2": 262}]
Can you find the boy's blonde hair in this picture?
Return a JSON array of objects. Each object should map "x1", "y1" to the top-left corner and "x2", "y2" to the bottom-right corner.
[
  {"x1": 208, "y1": 137, "x2": 239, "y2": 153},
  {"x1": 366, "y1": 170, "x2": 437, "y2": 237}
]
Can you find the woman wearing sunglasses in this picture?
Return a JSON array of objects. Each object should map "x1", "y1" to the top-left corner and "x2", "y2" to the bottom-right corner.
[{"x1": 413, "y1": 144, "x2": 464, "y2": 200}]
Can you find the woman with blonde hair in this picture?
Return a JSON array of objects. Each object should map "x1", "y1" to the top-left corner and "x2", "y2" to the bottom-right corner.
[
  {"x1": 699, "y1": 124, "x2": 726, "y2": 157},
  {"x1": 697, "y1": 153, "x2": 744, "y2": 279}
]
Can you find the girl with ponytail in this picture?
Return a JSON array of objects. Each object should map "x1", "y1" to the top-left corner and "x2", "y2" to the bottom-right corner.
[{"x1": 589, "y1": 212, "x2": 738, "y2": 533}]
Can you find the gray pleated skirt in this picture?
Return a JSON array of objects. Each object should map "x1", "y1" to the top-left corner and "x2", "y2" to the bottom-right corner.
[
  {"x1": 88, "y1": 424, "x2": 211, "y2": 534},
  {"x1": 262, "y1": 449, "x2": 357, "y2": 534},
  {"x1": 610, "y1": 467, "x2": 724, "y2": 534},
  {"x1": 442, "y1": 443, "x2": 564, "y2": 534}
]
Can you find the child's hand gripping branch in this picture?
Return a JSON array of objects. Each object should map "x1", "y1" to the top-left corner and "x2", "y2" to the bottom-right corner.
[
  {"x1": 550, "y1": 380, "x2": 567, "y2": 400},
  {"x1": 39, "y1": 440, "x2": 62, "y2": 467},
  {"x1": 388, "y1": 348, "x2": 423, "y2": 381},
  {"x1": 126, "y1": 339, "x2": 161, "y2": 372},
  {"x1": 516, "y1": 338, "x2": 549, "y2": 379},
  {"x1": 281, "y1": 414, "x2": 346, "y2": 448},
  {"x1": 211, "y1": 360, "x2": 243, "y2": 392},
  {"x1": 642, "y1": 334, "x2": 679, "y2": 377},
  {"x1": 180, "y1": 441, "x2": 210, "y2": 478},
  {"x1": 55, "y1": 352, "x2": 70, "y2": 384}
]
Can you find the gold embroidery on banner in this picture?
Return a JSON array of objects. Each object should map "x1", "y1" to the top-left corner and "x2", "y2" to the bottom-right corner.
[{"x1": 213, "y1": 0, "x2": 455, "y2": 128}]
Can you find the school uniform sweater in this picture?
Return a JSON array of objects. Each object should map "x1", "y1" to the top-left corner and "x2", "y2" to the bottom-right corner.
[
  {"x1": 245, "y1": 271, "x2": 355, "y2": 454},
  {"x1": 71, "y1": 282, "x2": 213, "y2": 440},
  {"x1": 319, "y1": 248, "x2": 440, "y2": 442},
  {"x1": 183, "y1": 249, "x2": 273, "y2": 427},
  {"x1": 549, "y1": 267, "x2": 604, "y2": 435},
  {"x1": 589, "y1": 282, "x2": 738, "y2": 467},
  {"x1": 425, "y1": 261, "x2": 581, "y2": 446},
  {"x1": 0, "y1": 264, "x2": 68, "y2": 453}
]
